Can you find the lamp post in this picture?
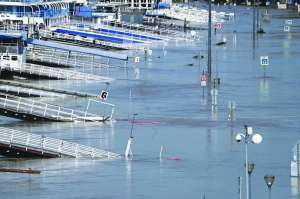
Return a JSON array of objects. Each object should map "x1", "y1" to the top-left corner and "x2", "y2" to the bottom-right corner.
[
  {"x1": 245, "y1": 162, "x2": 255, "y2": 199},
  {"x1": 264, "y1": 174, "x2": 275, "y2": 199},
  {"x1": 236, "y1": 125, "x2": 262, "y2": 199}
]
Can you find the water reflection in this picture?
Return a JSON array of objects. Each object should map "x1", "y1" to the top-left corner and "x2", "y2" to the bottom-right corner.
[
  {"x1": 291, "y1": 177, "x2": 300, "y2": 197},
  {"x1": 233, "y1": 33, "x2": 237, "y2": 48},
  {"x1": 126, "y1": 158, "x2": 133, "y2": 198},
  {"x1": 260, "y1": 78, "x2": 269, "y2": 102},
  {"x1": 228, "y1": 126, "x2": 236, "y2": 148}
]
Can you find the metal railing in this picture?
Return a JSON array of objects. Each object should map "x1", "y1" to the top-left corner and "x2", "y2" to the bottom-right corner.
[
  {"x1": 0, "y1": 92, "x2": 115, "y2": 122},
  {"x1": 56, "y1": 22, "x2": 204, "y2": 42},
  {"x1": 0, "y1": 127, "x2": 121, "y2": 158},
  {"x1": 27, "y1": 50, "x2": 122, "y2": 69},
  {"x1": 38, "y1": 29, "x2": 145, "y2": 50},
  {"x1": 0, "y1": 59, "x2": 114, "y2": 81}
]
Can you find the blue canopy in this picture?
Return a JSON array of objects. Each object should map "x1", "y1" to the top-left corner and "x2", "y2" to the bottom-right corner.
[
  {"x1": 0, "y1": 32, "x2": 23, "y2": 39},
  {"x1": 157, "y1": 3, "x2": 170, "y2": 9}
]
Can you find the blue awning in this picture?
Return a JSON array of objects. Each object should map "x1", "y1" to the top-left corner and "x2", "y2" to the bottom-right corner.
[
  {"x1": 0, "y1": 33, "x2": 23, "y2": 39},
  {"x1": 27, "y1": 38, "x2": 128, "y2": 61}
]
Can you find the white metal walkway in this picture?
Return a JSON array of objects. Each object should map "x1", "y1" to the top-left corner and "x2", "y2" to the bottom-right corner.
[
  {"x1": 146, "y1": 8, "x2": 234, "y2": 23},
  {"x1": 55, "y1": 22, "x2": 204, "y2": 42},
  {"x1": 0, "y1": 79, "x2": 100, "y2": 98},
  {"x1": 27, "y1": 48, "x2": 126, "y2": 69},
  {"x1": 0, "y1": 127, "x2": 121, "y2": 158},
  {"x1": 0, "y1": 60, "x2": 114, "y2": 81},
  {"x1": 0, "y1": 92, "x2": 115, "y2": 122},
  {"x1": 38, "y1": 29, "x2": 145, "y2": 50}
]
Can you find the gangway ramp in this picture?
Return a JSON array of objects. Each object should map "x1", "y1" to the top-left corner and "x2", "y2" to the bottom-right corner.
[
  {"x1": 0, "y1": 60, "x2": 114, "y2": 81},
  {"x1": 52, "y1": 27, "x2": 155, "y2": 44},
  {"x1": 38, "y1": 30, "x2": 144, "y2": 50},
  {"x1": 0, "y1": 79, "x2": 100, "y2": 98},
  {"x1": 27, "y1": 39, "x2": 128, "y2": 61},
  {"x1": 0, "y1": 127, "x2": 121, "y2": 158},
  {"x1": 0, "y1": 93, "x2": 115, "y2": 122},
  {"x1": 93, "y1": 22, "x2": 204, "y2": 42}
]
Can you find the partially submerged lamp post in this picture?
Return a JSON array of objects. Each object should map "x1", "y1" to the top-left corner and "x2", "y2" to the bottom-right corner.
[
  {"x1": 264, "y1": 174, "x2": 275, "y2": 199},
  {"x1": 245, "y1": 162, "x2": 255, "y2": 199},
  {"x1": 125, "y1": 114, "x2": 137, "y2": 157},
  {"x1": 236, "y1": 126, "x2": 262, "y2": 199}
]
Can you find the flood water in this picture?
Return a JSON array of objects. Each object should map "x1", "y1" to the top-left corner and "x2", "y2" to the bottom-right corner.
[{"x1": 1, "y1": 5, "x2": 300, "y2": 199}]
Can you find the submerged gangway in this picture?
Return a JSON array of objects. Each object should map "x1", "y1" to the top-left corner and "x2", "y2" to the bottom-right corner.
[
  {"x1": 94, "y1": 22, "x2": 204, "y2": 42},
  {"x1": 0, "y1": 127, "x2": 121, "y2": 158},
  {"x1": 52, "y1": 27, "x2": 150, "y2": 44},
  {"x1": 0, "y1": 79, "x2": 100, "y2": 98},
  {"x1": 54, "y1": 24, "x2": 164, "y2": 43},
  {"x1": 57, "y1": 22, "x2": 203, "y2": 42},
  {"x1": 0, "y1": 92, "x2": 115, "y2": 122},
  {"x1": 146, "y1": 8, "x2": 234, "y2": 23},
  {"x1": 0, "y1": 60, "x2": 114, "y2": 81},
  {"x1": 38, "y1": 29, "x2": 145, "y2": 50},
  {"x1": 27, "y1": 48, "x2": 125, "y2": 69}
]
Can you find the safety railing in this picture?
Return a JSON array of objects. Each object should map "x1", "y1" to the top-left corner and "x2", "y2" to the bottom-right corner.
[
  {"x1": 0, "y1": 127, "x2": 121, "y2": 158},
  {"x1": 27, "y1": 51, "x2": 122, "y2": 69},
  {"x1": 0, "y1": 79, "x2": 99, "y2": 98},
  {"x1": 0, "y1": 59, "x2": 114, "y2": 81},
  {"x1": 38, "y1": 29, "x2": 145, "y2": 50},
  {"x1": 0, "y1": 92, "x2": 115, "y2": 122}
]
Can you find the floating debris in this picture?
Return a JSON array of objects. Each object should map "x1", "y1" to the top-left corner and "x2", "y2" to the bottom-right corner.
[
  {"x1": 257, "y1": 28, "x2": 266, "y2": 34},
  {"x1": 216, "y1": 42, "x2": 226, "y2": 46}
]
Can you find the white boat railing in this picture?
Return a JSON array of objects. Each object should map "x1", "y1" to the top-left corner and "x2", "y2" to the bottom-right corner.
[
  {"x1": 0, "y1": 127, "x2": 121, "y2": 158},
  {"x1": 0, "y1": 92, "x2": 115, "y2": 122}
]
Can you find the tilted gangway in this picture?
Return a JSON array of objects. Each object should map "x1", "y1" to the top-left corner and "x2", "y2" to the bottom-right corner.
[
  {"x1": 26, "y1": 38, "x2": 128, "y2": 68},
  {"x1": 0, "y1": 92, "x2": 115, "y2": 122},
  {"x1": 38, "y1": 29, "x2": 146, "y2": 50},
  {"x1": 145, "y1": 8, "x2": 235, "y2": 23},
  {"x1": 56, "y1": 22, "x2": 203, "y2": 42},
  {"x1": 0, "y1": 59, "x2": 114, "y2": 81},
  {"x1": 0, "y1": 79, "x2": 100, "y2": 98},
  {"x1": 0, "y1": 127, "x2": 121, "y2": 158},
  {"x1": 27, "y1": 47, "x2": 124, "y2": 69},
  {"x1": 94, "y1": 22, "x2": 205, "y2": 42}
]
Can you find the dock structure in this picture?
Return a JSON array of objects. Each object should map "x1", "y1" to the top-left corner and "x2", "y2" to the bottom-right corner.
[
  {"x1": 52, "y1": 25, "x2": 164, "y2": 43},
  {"x1": 0, "y1": 60, "x2": 114, "y2": 81},
  {"x1": 0, "y1": 127, "x2": 121, "y2": 158},
  {"x1": 0, "y1": 79, "x2": 100, "y2": 98},
  {"x1": 26, "y1": 38, "x2": 128, "y2": 68},
  {"x1": 55, "y1": 22, "x2": 203, "y2": 43},
  {"x1": 145, "y1": 8, "x2": 234, "y2": 23},
  {"x1": 92, "y1": 22, "x2": 204, "y2": 42},
  {"x1": 0, "y1": 92, "x2": 115, "y2": 122},
  {"x1": 38, "y1": 29, "x2": 146, "y2": 50}
]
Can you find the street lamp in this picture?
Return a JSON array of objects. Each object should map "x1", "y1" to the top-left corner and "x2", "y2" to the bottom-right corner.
[
  {"x1": 245, "y1": 162, "x2": 255, "y2": 199},
  {"x1": 264, "y1": 174, "x2": 275, "y2": 199},
  {"x1": 236, "y1": 125, "x2": 262, "y2": 199}
]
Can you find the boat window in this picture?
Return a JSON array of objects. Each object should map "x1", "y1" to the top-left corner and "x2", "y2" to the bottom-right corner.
[{"x1": 11, "y1": 56, "x2": 18, "y2": 60}]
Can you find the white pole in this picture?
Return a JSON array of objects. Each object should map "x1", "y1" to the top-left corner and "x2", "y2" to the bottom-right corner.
[{"x1": 159, "y1": 146, "x2": 163, "y2": 158}]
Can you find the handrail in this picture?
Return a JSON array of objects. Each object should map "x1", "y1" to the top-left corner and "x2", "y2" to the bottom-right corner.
[
  {"x1": 0, "y1": 127, "x2": 120, "y2": 158},
  {"x1": 27, "y1": 51, "x2": 121, "y2": 70},
  {"x1": 0, "y1": 92, "x2": 115, "y2": 122},
  {"x1": 0, "y1": 59, "x2": 114, "y2": 82}
]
